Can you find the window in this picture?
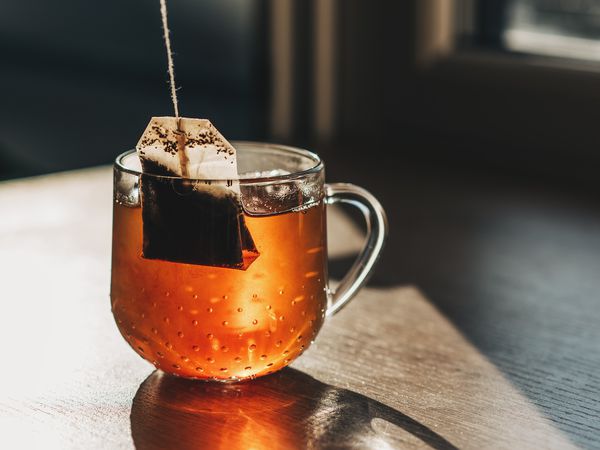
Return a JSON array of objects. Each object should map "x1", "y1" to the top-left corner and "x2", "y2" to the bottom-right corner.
[{"x1": 459, "y1": 0, "x2": 600, "y2": 63}]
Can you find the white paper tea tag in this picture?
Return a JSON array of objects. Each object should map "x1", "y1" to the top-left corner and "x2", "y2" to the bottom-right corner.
[{"x1": 136, "y1": 117, "x2": 239, "y2": 191}]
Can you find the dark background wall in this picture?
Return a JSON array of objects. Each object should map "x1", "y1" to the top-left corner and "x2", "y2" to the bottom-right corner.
[{"x1": 0, "y1": 0, "x2": 268, "y2": 179}]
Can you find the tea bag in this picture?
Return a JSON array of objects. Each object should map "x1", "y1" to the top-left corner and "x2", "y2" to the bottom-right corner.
[{"x1": 136, "y1": 117, "x2": 259, "y2": 269}]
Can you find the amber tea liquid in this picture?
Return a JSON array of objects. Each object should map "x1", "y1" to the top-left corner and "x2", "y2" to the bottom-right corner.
[{"x1": 111, "y1": 201, "x2": 327, "y2": 380}]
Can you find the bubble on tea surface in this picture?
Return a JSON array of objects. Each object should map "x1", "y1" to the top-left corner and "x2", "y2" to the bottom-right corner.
[{"x1": 239, "y1": 167, "x2": 324, "y2": 217}]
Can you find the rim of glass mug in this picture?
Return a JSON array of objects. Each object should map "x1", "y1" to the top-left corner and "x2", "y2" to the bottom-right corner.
[{"x1": 115, "y1": 141, "x2": 324, "y2": 184}]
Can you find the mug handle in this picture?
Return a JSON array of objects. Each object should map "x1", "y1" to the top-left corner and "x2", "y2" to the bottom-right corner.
[{"x1": 325, "y1": 183, "x2": 388, "y2": 316}]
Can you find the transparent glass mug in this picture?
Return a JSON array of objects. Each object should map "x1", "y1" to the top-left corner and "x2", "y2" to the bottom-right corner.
[{"x1": 111, "y1": 143, "x2": 387, "y2": 381}]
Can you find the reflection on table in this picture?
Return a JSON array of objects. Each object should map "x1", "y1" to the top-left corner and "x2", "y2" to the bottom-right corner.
[{"x1": 131, "y1": 368, "x2": 457, "y2": 450}]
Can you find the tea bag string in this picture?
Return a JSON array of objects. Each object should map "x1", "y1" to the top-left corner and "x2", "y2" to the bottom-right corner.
[
  {"x1": 159, "y1": 0, "x2": 180, "y2": 119},
  {"x1": 159, "y1": 0, "x2": 190, "y2": 176}
]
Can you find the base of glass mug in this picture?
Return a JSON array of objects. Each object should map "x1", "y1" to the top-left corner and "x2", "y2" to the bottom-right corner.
[{"x1": 153, "y1": 367, "x2": 281, "y2": 383}]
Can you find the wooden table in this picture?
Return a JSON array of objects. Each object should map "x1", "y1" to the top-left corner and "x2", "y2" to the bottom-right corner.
[{"x1": 0, "y1": 167, "x2": 597, "y2": 449}]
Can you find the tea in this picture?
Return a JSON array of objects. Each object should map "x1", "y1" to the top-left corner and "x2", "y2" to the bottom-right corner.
[{"x1": 110, "y1": 200, "x2": 327, "y2": 381}]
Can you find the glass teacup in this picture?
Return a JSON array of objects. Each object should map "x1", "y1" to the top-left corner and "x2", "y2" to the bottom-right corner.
[{"x1": 111, "y1": 142, "x2": 387, "y2": 381}]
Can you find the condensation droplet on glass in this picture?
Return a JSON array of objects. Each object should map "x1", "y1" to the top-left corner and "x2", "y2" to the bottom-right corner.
[
  {"x1": 260, "y1": 354, "x2": 267, "y2": 360},
  {"x1": 207, "y1": 357, "x2": 215, "y2": 363},
  {"x1": 252, "y1": 319, "x2": 258, "y2": 325},
  {"x1": 177, "y1": 331, "x2": 184, "y2": 338},
  {"x1": 237, "y1": 307, "x2": 243, "y2": 313},
  {"x1": 249, "y1": 344, "x2": 257, "y2": 351},
  {"x1": 192, "y1": 345, "x2": 200, "y2": 352},
  {"x1": 207, "y1": 307, "x2": 213, "y2": 313},
  {"x1": 221, "y1": 346, "x2": 229, "y2": 352},
  {"x1": 192, "y1": 320, "x2": 198, "y2": 326},
  {"x1": 206, "y1": 333, "x2": 214, "y2": 340},
  {"x1": 222, "y1": 320, "x2": 229, "y2": 326}
]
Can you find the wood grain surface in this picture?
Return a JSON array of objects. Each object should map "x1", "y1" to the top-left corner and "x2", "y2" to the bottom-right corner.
[{"x1": 0, "y1": 167, "x2": 597, "y2": 449}]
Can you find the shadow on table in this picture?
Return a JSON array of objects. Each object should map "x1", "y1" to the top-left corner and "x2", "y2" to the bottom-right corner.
[{"x1": 131, "y1": 368, "x2": 457, "y2": 450}]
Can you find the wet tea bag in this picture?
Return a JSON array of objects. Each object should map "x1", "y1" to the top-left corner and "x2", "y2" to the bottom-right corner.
[{"x1": 136, "y1": 117, "x2": 259, "y2": 269}]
